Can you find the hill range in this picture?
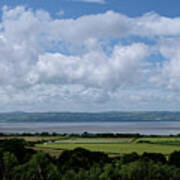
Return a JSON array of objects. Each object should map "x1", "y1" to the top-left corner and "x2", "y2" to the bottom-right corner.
[{"x1": 0, "y1": 111, "x2": 180, "y2": 122}]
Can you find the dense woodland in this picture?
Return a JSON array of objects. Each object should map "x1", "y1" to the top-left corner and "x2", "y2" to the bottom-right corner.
[{"x1": 1, "y1": 139, "x2": 180, "y2": 180}]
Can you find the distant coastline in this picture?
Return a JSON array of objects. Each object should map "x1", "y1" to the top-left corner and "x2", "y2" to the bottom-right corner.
[
  {"x1": 1, "y1": 111, "x2": 180, "y2": 123},
  {"x1": 1, "y1": 120, "x2": 180, "y2": 135}
]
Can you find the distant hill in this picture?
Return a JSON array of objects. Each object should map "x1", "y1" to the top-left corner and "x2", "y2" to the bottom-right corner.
[{"x1": 0, "y1": 111, "x2": 180, "y2": 122}]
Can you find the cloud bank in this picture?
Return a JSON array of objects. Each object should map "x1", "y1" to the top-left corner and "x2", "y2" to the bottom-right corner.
[{"x1": 0, "y1": 6, "x2": 180, "y2": 111}]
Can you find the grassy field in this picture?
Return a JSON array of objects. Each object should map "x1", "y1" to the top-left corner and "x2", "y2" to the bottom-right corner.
[
  {"x1": 55, "y1": 137, "x2": 134, "y2": 144},
  {"x1": 36, "y1": 143, "x2": 180, "y2": 155},
  {"x1": 3, "y1": 135, "x2": 180, "y2": 156},
  {"x1": 30, "y1": 147, "x2": 63, "y2": 157},
  {"x1": 0, "y1": 136, "x2": 65, "y2": 142},
  {"x1": 136, "y1": 137, "x2": 180, "y2": 146},
  {"x1": 36, "y1": 136, "x2": 180, "y2": 155},
  {"x1": 136, "y1": 137, "x2": 180, "y2": 142}
]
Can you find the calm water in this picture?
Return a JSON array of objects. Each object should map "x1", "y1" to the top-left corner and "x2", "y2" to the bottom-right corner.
[{"x1": 1, "y1": 121, "x2": 180, "y2": 135}]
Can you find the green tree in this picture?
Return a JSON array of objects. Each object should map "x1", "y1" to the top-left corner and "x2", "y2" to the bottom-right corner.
[
  {"x1": 14, "y1": 152, "x2": 60, "y2": 180},
  {"x1": 119, "y1": 160, "x2": 180, "y2": 180},
  {"x1": 62, "y1": 170, "x2": 77, "y2": 180},
  {"x1": 89, "y1": 165, "x2": 102, "y2": 180},
  {"x1": 169, "y1": 151, "x2": 180, "y2": 167},
  {"x1": 2, "y1": 152, "x2": 18, "y2": 180}
]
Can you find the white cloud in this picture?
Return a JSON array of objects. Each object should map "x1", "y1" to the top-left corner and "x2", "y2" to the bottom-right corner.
[
  {"x1": 0, "y1": 6, "x2": 180, "y2": 111},
  {"x1": 27, "y1": 43, "x2": 149, "y2": 90},
  {"x1": 134, "y1": 12, "x2": 180, "y2": 37},
  {"x1": 48, "y1": 11, "x2": 180, "y2": 47},
  {"x1": 150, "y1": 38, "x2": 180, "y2": 91}
]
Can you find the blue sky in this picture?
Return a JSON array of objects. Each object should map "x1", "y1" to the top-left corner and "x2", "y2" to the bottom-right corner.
[
  {"x1": 1, "y1": 0, "x2": 180, "y2": 18},
  {"x1": 0, "y1": 0, "x2": 180, "y2": 112}
]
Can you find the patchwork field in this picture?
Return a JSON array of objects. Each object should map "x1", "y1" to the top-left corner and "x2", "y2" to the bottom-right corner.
[
  {"x1": 54, "y1": 137, "x2": 134, "y2": 144},
  {"x1": 30, "y1": 147, "x2": 63, "y2": 157},
  {"x1": 37, "y1": 143, "x2": 180, "y2": 155},
  {"x1": 0, "y1": 136, "x2": 65, "y2": 142},
  {"x1": 36, "y1": 136, "x2": 180, "y2": 155},
  {"x1": 2, "y1": 135, "x2": 180, "y2": 156},
  {"x1": 136, "y1": 137, "x2": 180, "y2": 145}
]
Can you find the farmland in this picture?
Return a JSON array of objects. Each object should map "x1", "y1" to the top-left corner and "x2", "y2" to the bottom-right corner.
[
  {"x1": 54, "y1": 137, "x2": 134, "y2": 144},
  {"x1": 2, "y1": 134, "x2": 180, "y2": 156},
  {"x1": 36, "y1": 136, "x2": 180, "y2": 155},
  {"x1": 37, "y1": 143, "x2": 180, "y2": 155},
  {"x1": 136, "y1": 137, "x2": 180, "y2": 146},
  {"x1": 0, "y1": 135, "x2": 64, "y2": 142}
]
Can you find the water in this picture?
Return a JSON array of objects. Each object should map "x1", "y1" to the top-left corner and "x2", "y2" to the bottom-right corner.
[{"x1": 1, "y1": 121, "x2": 180, "y2": 135}]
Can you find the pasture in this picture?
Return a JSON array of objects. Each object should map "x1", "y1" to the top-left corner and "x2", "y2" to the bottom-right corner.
[
  {"x1": 54, "y1": 137, "x2": 134, "y2": 144},
  {"x1": 2, "y1": 135, "x2": 180, "y2": 156},
  {"x1": 36, "y1": 136, "x2": 180, "y2": 155},
  {"x1": 0, "y1": 136, "x2": 64, "y2": 142},
  {"x1": 136, "y1": 137, "x2": 180, "y2": 145}
]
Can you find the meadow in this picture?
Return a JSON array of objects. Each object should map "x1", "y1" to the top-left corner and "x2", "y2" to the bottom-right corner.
[
  {"x1": 54, "y1": 137, "x2": 134, "y2": 144},
  {"x1": 2, "y1": 134, "x2": 180, "y2": 156},
  {"x1": 36, "y1": 136, "x2": 180, "y2": 155},
  {"x1": 0, "y1": 136, "x2": 64, "y2": 142},
  {"x1": 37, "y1": 143, "x2": 180, "y2": 154},
  {"x1": 136, "y1": 137, "x2": 180, "y2": 145}
]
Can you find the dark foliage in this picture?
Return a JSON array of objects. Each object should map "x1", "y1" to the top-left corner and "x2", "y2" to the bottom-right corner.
[
  {"x1": 58, "y1": 147, "x2": 109, "y2": 172},
  {"x1": 0, "y1": 139, "x2": 35, "y2": 163},
  {"x1": 1, "y1": 139, "x2": 180, "y2": 179},
  {"x1": 169, "y1": 151, "x2": 180, "y2": 167},
  {"x1": 121, "y1": 152, "x2": 140, "y2": 164},
  {"x1": 141, "y1": 152, "x2": 167, "y2": 164}
]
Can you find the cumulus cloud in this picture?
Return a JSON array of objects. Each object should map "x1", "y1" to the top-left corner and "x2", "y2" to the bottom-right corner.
[
  {"x1": 0, "y1": 6, "x2": 180, "y2": 111},
  {"x1": 27, "y1": 43, "x2": 149, "y2": 90},
  {"x1": 48, "y1": 11, "x2": 180, "y2": 46},
  {"x1": 150, "y1": 38, "x2": 180, "y2": 91}
]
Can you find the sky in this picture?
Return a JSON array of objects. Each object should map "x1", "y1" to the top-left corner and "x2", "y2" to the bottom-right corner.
[{"x1": 0, "y1": 0, "x2": 180, "y2": 112}]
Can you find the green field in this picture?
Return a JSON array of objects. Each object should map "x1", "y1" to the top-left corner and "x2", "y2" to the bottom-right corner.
[
  {"x1": 36, "y1": 137, "x2": 180, "y2": 155},
  {"x1": 37, "y1": 143, "x2": 180, "y2": 154},
  {"x1": 2, "y1": 135, "x2": 180, "y2": 156},
  {"x1": 54, "y1": 137, "x2": 133, "y2": 144},
  {"x1": 0, "y1": 136, "x2": 65, "y2": 142},
  {"x1": 136, "y1": 137, "x2": 180, "y2": 142},
  {"x1": 136, "y1": 137, "x2": 180, "y2": 146}
]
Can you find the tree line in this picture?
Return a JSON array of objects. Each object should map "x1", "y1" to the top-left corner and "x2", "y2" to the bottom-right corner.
[
  {"x1": 1, "y1": 139, "x2": 180, "y2": 180},
  {"x1": 2, "y1": 132, "x2": 180, "y2": 138}
]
